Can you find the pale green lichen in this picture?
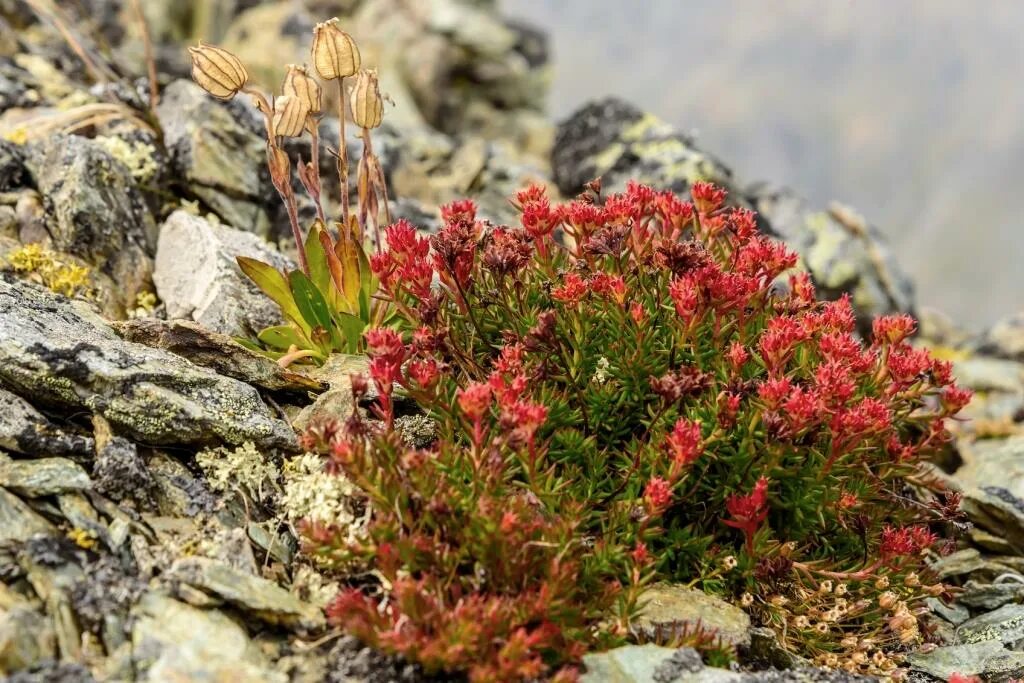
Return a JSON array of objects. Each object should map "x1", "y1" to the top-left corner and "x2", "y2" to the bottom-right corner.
[
  {"x1": 290, "y1": 564, "x2": 339, "y2": 609},
  {"x1": 94, "y1": 136, "x2": 158, "y2": 182},
  {"x1": 196, "y1": 441, "x2": 278, "y2": 504},
  {"x1": 281, "y1": 452, "x2": 363, "y2": 528}
]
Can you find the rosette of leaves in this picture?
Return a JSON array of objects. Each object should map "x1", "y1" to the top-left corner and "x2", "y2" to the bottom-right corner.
[{"x1": 237, "y1": 221, "x2": 389, "y2": 363}]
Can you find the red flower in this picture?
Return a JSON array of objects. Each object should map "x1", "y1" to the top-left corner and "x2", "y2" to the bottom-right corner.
[
  {"x1": 631, "y1": 541, "x2": 651, "y2": 566},
  {"x1": 668, "y1": 275, "x2": 700, "y2": 319},
  {"x1": 813, "y1": 360, "x2": 856, "y2": 408},
  {"x1": 724, "y1": 476, "x2": 770, "y2": 553},
  {"x1": 365, "y1": 328, "x2": 404, "y2": 361},
  {"x1": 630, "y1": 302, "x2": 646, "y2": 325},
  {"x1": 788, "y1": 272, "x2": 816, "y2": 306},
  {"x1": 887, "y1": 344, "x2": 933, "y2": 385},
  {"x1": 691, "y1": 181, "x2": 727, "y2": 213},
  {"x1": 880, "y1": 524, "x2": 937, "y2": 559},
  {"x1": 947, "y1": 674, "x2": 981, "y2": 683},
  {"x1": 457, "y1": 382, "x2": 493, "y2": 422},
  {"x1": 872, "y1": 314, "x2": 916, "y2": 346},
  {"x1": 407, "y1": 358, "x2": 440, "y2": 389},
  {"x1": 782, "y1": 386, "x2": 823, "y2": 427},
  {"x1": 941, "y1": 385, "x2": 973, "y2": 414},
  {"x1": 552, "y1": 272, "x2": 588, "y2": 305},
  {"x1": 726, "y1": 342, "x2": 749, "y2": 372},
  {"x1": 757, "y1": 377, "x2": 793, "y2": 408},
  {"x1": 759, "y1": 316, "x2": 807, "y2": 370},
  {"x1": 440, "y1": 198, "x2": 477, "y2": 223},
  {"x1": 644, "y1": 476, "x2": 673, "y2": 513},
  {"x1": 666, "y1": 418, "x2": 703, "y2": 466},
  {"x1": 494, "y1": 343, "x2": 526, "y2": 376}
]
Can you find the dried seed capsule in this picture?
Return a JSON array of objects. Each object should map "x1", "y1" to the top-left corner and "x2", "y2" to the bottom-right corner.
[
  {"x1": 272, "y1": 95, "x2": 309, "y2": 138},
  {"x1": 312, "y1": 18, "x2": 361, "y2": 80},
  {"x1": 349, "y1": 69, "x2": 383, "y2": 129},
  {"x1": 282, "y1": 64, "x2": 322, "y2": 115},
  {"x1": 188, "y1": 43, "x2": 248, "y2": 100}
]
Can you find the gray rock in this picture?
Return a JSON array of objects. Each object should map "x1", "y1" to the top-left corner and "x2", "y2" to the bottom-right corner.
[
  {"x1": 956, "y1": 603, "x2": 1024, "y2": 644},
  {"x1": 0, "y1": 488, "x2": 56, "y2": 542},
  {"x1": 0, "y1": 140, "x2": 25, "y2": 191},
  {"x1": 0, "y1": 458, "x2": 90, "y2": 497},
  {"x1": 156, "y1": 80, "x2": 271, "y2": 235},
  {"x1": 582, "y1": 645, "x2": 743, "y2": 683},
  {"x1": 0, "y1": 604, "x2": 56, "y2": 674},
  {"x1": 112, "y1": 318, "x2": 324, "y2": 393},
  {"x1": 926, "y1": 597, "x2": 971, "y2": 626},
  {"x1": 291, "y1": 354, "x2": 371, "y2": 433},
  {"x1": 959, "y1": 580, "x2": 1024, "y2": 611},
  {"x1": 552, "y1": 98, "x2": 915, "y2": 327},
  {"x1": 907, "y1": 639, "x2": 1024, "y2": 680},
  {"x1": 980, "y1": 312, "x2": 1024, "y2": 363},
  {"x1": 0, "y1": 387, "x2": 93, "y2": 459},
  {"x1": 91, "y1": 431, "x2": 155, "y2": 510},
  {"x1": 953, "y1": 357, "x2": 1024, "y2": 394},
  {"x1": 165, "y1": 556, "x2": 324, "y2": 630},
  {"x1": 147, "y1": 451, "x2": 217, "y2": 518},
  {"x1": 131, "y1": 592, "x2": 283, "y2": 683},
  {"x1": 153, "y1": 210, "x2": 294, "y2": 339},
  {"x1": 22, "y1": 135, "x2": 154, "y2": 314},
  {"x1": 962, "y1": 486, "x2": 1024, "y2": 553},
  {"x1": 929, "y1": 548, "x2": 986, "y2": 579},
  {"x1": 632, "y1": 584, "x2": 751, "y2": 649},
  {"x1": 0, "y1": 274, "x2": 296, "y2": 450},
  {"x1": 957, "y1": 438, "x2": 1024, "y2": 501}
]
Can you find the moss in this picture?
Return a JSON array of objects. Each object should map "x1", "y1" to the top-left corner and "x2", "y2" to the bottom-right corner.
[{"x1": 5, "y1": 243, "x2": 93, "y2": 298}]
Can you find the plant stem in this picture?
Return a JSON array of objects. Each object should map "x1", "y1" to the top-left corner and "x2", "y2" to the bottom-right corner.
[
  {"x1": 337, "y1": 79, "x2": 352, "y2": 236},
  {"x1": 360, "y1": 127, "x2": 384, "y2": 251},
  {"x1": 308, "y1": 123, "x2": 327, "y2": 223},
  {"x1": 127, "y1": 0, "x2": 158, "y2": 111}
]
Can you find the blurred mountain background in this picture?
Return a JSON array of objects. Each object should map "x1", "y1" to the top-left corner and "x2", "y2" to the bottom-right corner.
[{"x1": 504, "y1": 0, "x2": 1023, "y2": 329}]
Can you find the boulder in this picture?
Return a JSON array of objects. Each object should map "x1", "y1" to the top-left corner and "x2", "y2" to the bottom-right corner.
[
  {"x1": 153, "y1": 210, "x2": 293, "y2": 339},
  {"x1": 0, "y1": 274, "x2": 296, "y2": 450}
]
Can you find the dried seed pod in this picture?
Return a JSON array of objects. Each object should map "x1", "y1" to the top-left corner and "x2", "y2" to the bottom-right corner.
[
  {"x1": 188, "y1": 43, "x2": 248, "y2": 100},
  {"x1": 272, "y1": 95, "x2": 309, "y2": 138},
  {"x1": 312, "y1": 18, "x2": 361, "y2": 80},
  {"x1": 349, "y1": 69, "x2": 383, "y2": 129},
  {"x1": 282, "y1": 64, "x2": 322, "y2": 115}
]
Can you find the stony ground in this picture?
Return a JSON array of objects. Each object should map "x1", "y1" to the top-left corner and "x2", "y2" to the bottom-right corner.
[{"x1": 0, "y1": 1, "x2": 1022, "y2": 681}]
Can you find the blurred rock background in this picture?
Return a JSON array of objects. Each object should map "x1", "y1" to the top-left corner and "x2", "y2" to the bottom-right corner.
[{"x1": 504, "y1": 0, "x2": 1024, "y2": 330}]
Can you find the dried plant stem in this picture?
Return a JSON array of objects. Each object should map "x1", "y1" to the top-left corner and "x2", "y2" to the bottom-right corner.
[
  {"x1": 336, "y1": 79, "x2": 352, "y2": 236},
  {"x1": 308, "y1": 123, "x2": 327, "y2": 223},
  {"x1": 359, "y1": 127, "x2": 390, "y2": 251},
  {"x1": 243, "y1": 86, "x2": 309, "y2": 275},
  {"x1": 25, "y1": 0, "x2": 114, "y2": 83},
  {"x1": 127, "y1": 0, "x2": 158, "y2": 110}
]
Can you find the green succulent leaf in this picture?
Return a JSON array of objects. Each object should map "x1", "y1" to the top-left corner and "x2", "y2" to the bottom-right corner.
[
  {"x1": 258, "y1": 325, "x2": 307, "y2": 351},
  {"x1": 335, "y1": 311, "x2": 366, "y2": 351},
  {"x1": 289, "y1": 269, "x2": 334, "y2": 353},
  {"x1": 237, "y1": 257, "x2": 308, "y2": 333}
]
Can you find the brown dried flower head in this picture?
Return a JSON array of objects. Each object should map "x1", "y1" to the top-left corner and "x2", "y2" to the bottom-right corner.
[
  {"x1": 283, "y1": 64, "x2": 322, "y2": 115},
  {"x1": 312, "y1": 18, "x2": 361, "y2": 80},
  {"x1": 188, "y1": 43, "x2": 248, "y2": 100},
  {"x1": 350, "y1": 69, "x2": 384, "y2": 129},
  {"x1": 272, "y1": 95, "x2": 309, "y2": 138}
]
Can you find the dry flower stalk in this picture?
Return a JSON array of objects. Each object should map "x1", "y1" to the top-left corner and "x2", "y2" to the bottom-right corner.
[
  {"x1": 187, "y1": 26, "x2": 391, "y2": 274},
  {"x1": 312, "y1": 18, "x2": 362, "y2": 232}
]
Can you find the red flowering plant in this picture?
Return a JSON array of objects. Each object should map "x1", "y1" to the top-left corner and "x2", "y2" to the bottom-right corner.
[{"x1": 302, "y1": 181, "x2": 969, "y2": 678}]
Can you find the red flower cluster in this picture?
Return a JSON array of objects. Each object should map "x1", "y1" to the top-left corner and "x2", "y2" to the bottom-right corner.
[{"x1": 724, "y1": 477, "x2": 770, "y2": 553}]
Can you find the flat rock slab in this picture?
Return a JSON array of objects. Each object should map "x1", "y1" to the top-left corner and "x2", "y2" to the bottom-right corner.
[
  {"x1": 633, "y1": 584, "x2": 751, "y2": 649},
  {"x1": 957, "y1": 604, "x2": 1024, "y2": 645},
  {"x1": 0, "y1": 457, "x2": 90, "y2": 497},
  {"x1": 0, "y1": 487, "x2": 56, "y2": 542},
  {"x1": 0, "y1": 274, "x2": 296, "y2": 450},
  {"x1": 908, "y1": 639, "x2": 1024, "y2": 680},
  {"x1": 166, "y1": 556, "x2": 324, "y2": 630},
  {"x1": 0, "y1": 386, "x2": 93, "y2": 458}
]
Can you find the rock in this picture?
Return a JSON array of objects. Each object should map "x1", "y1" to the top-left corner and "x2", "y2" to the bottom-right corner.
[
  {"x1": 552, "y1": 98, "x2": 915, "y2": 326},
  {"x1": 980, "y1": 312, "x2": 1024, "y2": 363},
  {"x1": 953, "y1": 357, "x2": 1024, "y2": 394},
  {"x1": 632, "y1": 584, "x2": 751, "y2": 649},
  {"x1": 907, "y1": 639, "x2": 1024, "y2": 681},
  {"x1": 22, "y1": 135, "x2": 154, "y2": 314},
  {"x1": 153, "y1": 210, "x2": 296, "y2": 339},
  {"x1": 0, "y1": 274, "x2": 296, "y2": 450},
  {"x1": 131, "y1": 592, "x2": 283, "y2": 682},
  {"x1": 147, "y1": 451, "x2": 217, "y2": 518},
  {"x1": 957, "y1": 438, "x2": 1024, "y2": 501},
  {"x1": 959, "y1": 580, "x2": 1024, "y2": 611},
  {"x1": 166, "y1": 556, "x2": 324, "y2": 630},
  {"x1": 0, "y1": 387, "x2": 94, "y2": 459},
  {"x1": 91, "y1": 417, "x2": 155, "y2": 509},
  {"x1": 929, "y1": 548, "x2": 986, "y2": 580},
  {"x1": 155, "y1": 80, "x2": 271, "y2": 235},
  {"x1": 956, "y1": 603, "x2": 1024, "y2": 644},
  {"x1": 291, "y1": 354, "x2": 371, "y2": 433},
  {"x1": 0, "y1": 458, "x2": 90, "y2": 497},
  {"x1": 112, "y1": 318, "x2": 324, "y2": 393},
  {"x1": 961, "y1": 486, "x2": 1024, "y2": 552},
  {"x1": 0, "y1": 597, "x2": 56, "y2": 675},
  {"x1": 0, "y1": 488, "x2": 56, "y2": 542},
  {"x1": 0, "y1": 140, "x2": 25, "y2": 191},
  {"x1": 927, "y1": 597, "x2": 971, "y2": 626},
  {"x1": 581, "y1": 645, "x2": 745, "y2": 683}
]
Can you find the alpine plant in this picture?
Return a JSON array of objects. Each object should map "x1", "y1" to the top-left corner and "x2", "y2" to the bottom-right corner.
[{"x1": 301, "y1": 181, "x2": 969, "y2": 680}]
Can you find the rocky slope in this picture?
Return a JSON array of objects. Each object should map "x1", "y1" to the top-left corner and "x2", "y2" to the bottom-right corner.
[{"x1": 0, "y1": 1, "x2": 1021, "y2": 681}]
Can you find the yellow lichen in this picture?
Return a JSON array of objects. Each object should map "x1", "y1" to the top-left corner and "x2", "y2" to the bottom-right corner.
[
  {"x1": 6, "y1": 243, "x2": 92, "y2": 298},
  {"x1": 94, "y1": 136, "x2": 158, "y2": 182},
  {"x1": 67, "y1": 527, "x2": 98, "y2": 550}
]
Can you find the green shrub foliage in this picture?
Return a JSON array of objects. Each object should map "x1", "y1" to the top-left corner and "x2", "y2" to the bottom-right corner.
[{"x1": 302, "y1": 181, "x2": 969, "y2": 681}]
